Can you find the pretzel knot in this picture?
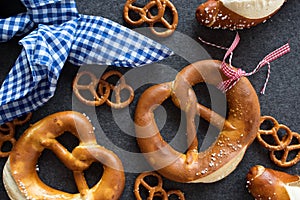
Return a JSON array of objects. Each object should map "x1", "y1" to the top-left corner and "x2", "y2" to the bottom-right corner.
[
  {"x1": 257, "y1": 116, "x2": 300, "y2": 167},
  {"x1": 0, "y1": 113, "x2": 32, "y2": 158},
  {"x1": 3, "y1": 111, "x2": 125, "y2": 200},
  {"x1": 123, "y1": 0, "x2": 178, "y2": 37},
  {"x1": 73, "y1": 70, "x2": 134, "y2": 108},
  {"x1": 135, "y1": 60, "x2": 261, "y2": 183},
  {"x1": 134, "y1": 171, "x2": 185, "y2": 200}
]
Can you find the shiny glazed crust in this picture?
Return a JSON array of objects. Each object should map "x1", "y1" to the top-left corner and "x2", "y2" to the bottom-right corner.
[
  {"x1": 134, "y1": 60, "x2": 261, "y2": 183},
  {"x1": 195, "y1": 0, "x2": 285, "y2": 30},
  {"x1": 247, "y1": 165, "x2": 300, "y2": 200},
  {"x1": 3, "y1": 111, "x2": 125, "y2": 200}
]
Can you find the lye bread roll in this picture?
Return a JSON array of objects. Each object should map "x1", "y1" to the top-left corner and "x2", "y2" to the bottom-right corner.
[{"x1": 196, "y1": 0, "x2": 286, "y2": 30}]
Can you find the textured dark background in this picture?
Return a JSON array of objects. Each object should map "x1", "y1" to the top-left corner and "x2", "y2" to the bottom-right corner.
[{"x1": 0, "y1": 0, "x2": 300, "y2": 199}]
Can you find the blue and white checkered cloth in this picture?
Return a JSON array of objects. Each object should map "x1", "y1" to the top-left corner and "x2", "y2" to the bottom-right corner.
[{"x1": 0, "y1": 0, "x2": 173, "y2": 124}]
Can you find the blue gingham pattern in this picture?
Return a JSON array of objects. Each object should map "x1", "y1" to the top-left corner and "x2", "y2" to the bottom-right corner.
[{"x1": 0, "y1": 0, "x2": 173, "y2": 124}]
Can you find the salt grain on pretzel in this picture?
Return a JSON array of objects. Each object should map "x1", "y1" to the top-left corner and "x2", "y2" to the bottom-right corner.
[
  {"x1": 135, "y1": 60, "x2": 261, "y2": 183},
  {"x1": 196, "y1": 0, "x2": 286, "y2": 30},
  {"x1": 3, "y1": 111, "x2": 125, "y2": 200},
  {"x1": 246, "y1": 165, "x2": 300, "y2": 200}
]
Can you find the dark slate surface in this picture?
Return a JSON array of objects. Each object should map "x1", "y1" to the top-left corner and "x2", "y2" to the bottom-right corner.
[{"x1": 0, "y1": 0, "x2": 300, "y2": 199}]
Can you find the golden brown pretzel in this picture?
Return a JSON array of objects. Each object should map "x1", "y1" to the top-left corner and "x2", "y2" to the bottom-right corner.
[
  {"x1": 257, "y1": 116, "x2": 300, "y2": 167},
  {"x1": 3, "y1": 111, "x2": 125, "y2": 200},
  {"x1": 134, "y1": 60, "x2": 261, "y2": 183},
  {"x1": 246, "y1": 165, "x2": 300, "y2": 200},
  {"x1": 98, "y1": 70, "x2": 135, "y2": 109},
  {"x1": 134, "y1": 171, "x2": 185, "y2": 200},
  {"x1": 0, "y1": 113, "x2": 32, "y2": 157},
  {"x1": 123, "y1": 0, "x2": 178, "y2": 37},
  {"x1": 196, "y1": 0, "x2": 286, "y2": 30},
  {"x1": 73, "y1": 71, "x2": 111, "y2": 106},
  {"x1": 123, "y1": 0, "x2": 165, "y2": 26}
]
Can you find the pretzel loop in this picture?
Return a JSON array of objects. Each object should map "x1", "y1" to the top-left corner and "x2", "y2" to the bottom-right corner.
[
  {"x1": 134, "y1": 171, "x2": 185, "y2": 200},
  {"x1": 0, "y1": 113, "x2": 32, "y2": 158},
  {"x1": 73, "y1": 71, "x2": 111, "y2": 106},
  {"x1": 148, "y1": 0, "x2": 178, "y2": 37},
  {"x1": 257, "y1": 116, "x2": 293, "y2": 151},
  {"x1": 98, "y1": 70, "x2": 134, "y2": 109},
  {"x1": 3, "y1": 111, "x2": 125, "y2": 200},
  {"x1": 123, "y1": 0, "x2": 165, "y2": 26}
]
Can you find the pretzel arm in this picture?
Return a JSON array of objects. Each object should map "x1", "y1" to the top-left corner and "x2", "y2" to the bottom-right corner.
[
  {"x1": 73, "y1": 171, "x2": 90, "y2": 196},
  {"x1": 41, "y1": 138, "x2": 89, "y2": 171}
]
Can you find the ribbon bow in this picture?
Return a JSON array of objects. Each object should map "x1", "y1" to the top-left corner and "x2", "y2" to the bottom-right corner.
[
  {"x1": 217, "y1": 33, "x2": 290, "y2": 94},
  {"x1": 0, "y1": 0, "x2": 173, "y2": 124}
]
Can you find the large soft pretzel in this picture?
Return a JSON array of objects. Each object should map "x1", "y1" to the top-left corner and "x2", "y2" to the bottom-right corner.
[
  {"x1": 134, "y1": 60, "x2": 261, "y2": 183},
  {"x1": 246, "y1": 165, "x2": 300, "y2": 200},
  {"x1": 3, "y1": 111, "x2": 125, "y2": 200}
]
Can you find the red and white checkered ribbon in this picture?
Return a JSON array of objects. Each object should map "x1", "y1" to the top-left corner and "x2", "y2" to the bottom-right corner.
[{"x1": 199, "y1": 33, "x2": 291, "y2": 94}]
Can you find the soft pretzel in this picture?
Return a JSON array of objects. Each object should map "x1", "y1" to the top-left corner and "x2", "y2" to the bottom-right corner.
[
  {"x1": 3, "y1": 111, "x2": 125, "y2": 200},
  {"x1": 246, "y1": 165, "x2": 300, "y2": 200},
  {"x1": 134, "y1": 60, "x2": 261, "y2": 183},
  {"x1": 195, "y1": 0, "x2": 286, "y2": 30}
]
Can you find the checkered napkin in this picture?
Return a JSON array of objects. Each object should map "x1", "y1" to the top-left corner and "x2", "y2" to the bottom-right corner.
[{"x1": 0, "y1": 0, "x2": 173, "y2": 124}]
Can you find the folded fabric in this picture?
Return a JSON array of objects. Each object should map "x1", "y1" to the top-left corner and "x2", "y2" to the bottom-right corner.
[{"x1": 0, "y1": 0, "x2": 173, "y2": 124}]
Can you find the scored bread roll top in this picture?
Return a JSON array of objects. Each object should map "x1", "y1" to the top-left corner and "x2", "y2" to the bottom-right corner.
[{"x1": 196, "y1": 0, "x2": 286, "y2": 30}]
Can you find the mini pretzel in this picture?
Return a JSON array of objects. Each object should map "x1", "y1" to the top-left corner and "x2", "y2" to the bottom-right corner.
[
  {"x1": 123, "y1": 0, "x2": 165, "y2": 26},
  {"x1": 257, "y1": 116, "x2": 300, "y2": 167},
  {"x1": 123, "y1": 0, "x2": 178, "y2": 37},
  {"x1": 3, "y1": 111, "x2": 125, "y2": 200},
  {"x1": 246, "y1": 165, "x2": 300, "y2": 200},
  {"x1": 98, "y1": 70, "x2": 134, "y2": 109},
  {"x1": 134, "y1": 171, "x2": 185, "y2": 200},
  {"x1": 135, "y1": 60, "x2": 261, "y2": 183},
  {"x1": 0, "y1": 113, "x2": 32, "y2": 157},
  {"x1": 73, "y1": 71, "x2": 111, "y2": 106}
]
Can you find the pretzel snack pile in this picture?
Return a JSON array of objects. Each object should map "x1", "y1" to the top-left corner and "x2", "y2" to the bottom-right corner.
[
  {"x1": 134, "y1": 60, "x2": 261, "y2": 183},
  {"x1": 3, "y1": 111, "x2": 125, "y2": 200},
  {"x1": 123, "y1": 0, "x2": 178, "y2": 37}
]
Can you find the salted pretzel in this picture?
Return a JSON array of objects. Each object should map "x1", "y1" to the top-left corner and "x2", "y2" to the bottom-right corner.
[
  {"x1": 257, "y1": 116, "x2": 300, "y2": 167},
  {"x1": 3, "y1": 111, "x2": 125, "y2": 200},
  {"x1": 0, "y1": 113, "x2": 32, "y2": 157},
  {"x1": 246, "y1": 165, "x2": 300, "y2": 200},
  {"x1": 73, "y1": 71, "x2": 111, "y2": 106},
  {"x1": 134, "y1": 60, "x2": 261, "y2": 183},
  {"x1": 134, "y1": 171, "x2": 185, "y2": 200},
  {"x1": 123, "y1": 0, "x2": 178, "y2": 37},
  {"x1": 98, "y1": 70, "x2": 134, "y2": 109}
]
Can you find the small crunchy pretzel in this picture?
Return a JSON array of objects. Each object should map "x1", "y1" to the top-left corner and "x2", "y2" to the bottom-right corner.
[
  {"x1": 73, "y1": 71, "x2": 111, "y2": 106},
  {"x1": 135, "y1": 60, "x2": 261, "y2": 183},
  {"x1": 3, "y1": 111, "x2": 125, "y2": 200},
  {"x1": 98, "y1": 70, "x2": 134, "y2": 109},
  {"x1": 123, "y1": 0, "x2": 165, "y2": 26},
  {"x1": 123, "y1": 0, "x2": 178, "y2": 37},
  {"x1": 257, "y1": 116, "x2": 300, "y2": 167},
  {"x1": 0, "y1": 113, "x2": 32, "y2": 157},
  {"x1": 134, "y1": 171, "x2": 185, "y2": 200}
]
